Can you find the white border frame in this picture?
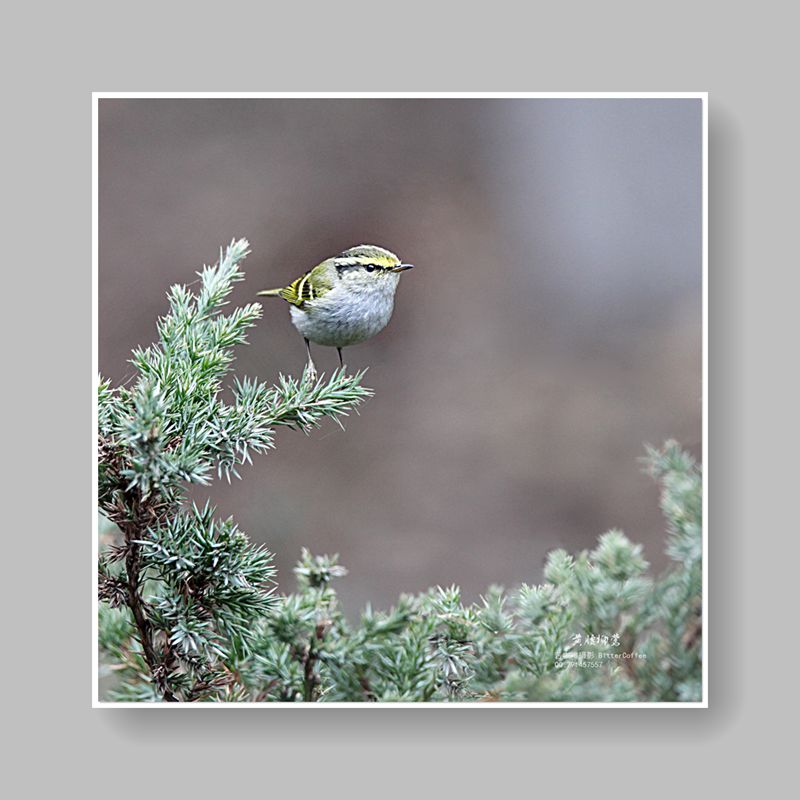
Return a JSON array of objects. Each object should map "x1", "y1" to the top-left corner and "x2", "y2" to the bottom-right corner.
[{"x1": 92, "y1": 91, "x2": 708, "y2": 709}]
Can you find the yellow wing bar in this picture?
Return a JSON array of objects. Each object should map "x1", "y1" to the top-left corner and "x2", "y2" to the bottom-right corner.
[{"x1": 257, "y1": 273, "x2": 317, "y2": 308}]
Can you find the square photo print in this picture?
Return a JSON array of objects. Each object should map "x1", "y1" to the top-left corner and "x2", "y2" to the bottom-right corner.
[{"x1": 94, "y1": 93, "x2": 706, "y2": 706}]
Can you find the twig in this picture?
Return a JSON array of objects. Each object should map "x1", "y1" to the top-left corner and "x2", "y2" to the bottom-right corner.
[
  {"x1": 121, "y1": 492, "x2": 179, "y2": 702},
  {"x1": 302, "y1": 621, "x2": 328, "y2": 702}
]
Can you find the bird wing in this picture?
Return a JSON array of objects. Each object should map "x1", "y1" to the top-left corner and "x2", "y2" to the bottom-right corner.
[{"x1": 259, "y1": 262, "x2": 334, "y2": 308}]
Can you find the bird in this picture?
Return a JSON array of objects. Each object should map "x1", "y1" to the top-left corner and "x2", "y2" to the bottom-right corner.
[{"x1": 257, "y1": 244, "x2": 413, "y2": 376}]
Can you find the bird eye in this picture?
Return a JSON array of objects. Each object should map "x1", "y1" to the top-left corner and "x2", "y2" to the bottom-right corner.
[{"x1": 364, "y1": 264, "x2": 377, "y2": 272}]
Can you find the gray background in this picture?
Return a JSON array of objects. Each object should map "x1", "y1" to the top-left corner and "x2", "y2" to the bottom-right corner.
[
  {"x1": 99, "y1": 97, "x2": 701, "y2": 618},
  {"x1": 5, "y1": 0, "x2": 794, "y2": 796}
]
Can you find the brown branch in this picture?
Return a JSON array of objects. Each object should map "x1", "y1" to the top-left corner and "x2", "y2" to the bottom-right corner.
[
  {"x1": 301, "y1": 621, "x2": 329, "y2": 702},
  {"x1": 302, "y1": 641, "x2": 318, "y2": 702},
  {"x1": 120, "y1": 491, "x2": 179, "y2": 703}
]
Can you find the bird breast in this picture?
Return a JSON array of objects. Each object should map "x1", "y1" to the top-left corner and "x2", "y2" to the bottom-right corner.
[{"x1": 289, "y1": 282, "x2": 397, "y2": 347}]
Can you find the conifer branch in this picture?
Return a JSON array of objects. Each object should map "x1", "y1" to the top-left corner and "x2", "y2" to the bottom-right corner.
[
  {"x1": 98, "y1": 239, "x2": 702, "y2": 703},
  {"x1": 98, "y1": 239, "x2": 372, "y2": 701}
]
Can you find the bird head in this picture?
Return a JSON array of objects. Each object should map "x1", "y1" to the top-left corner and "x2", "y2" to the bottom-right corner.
[{"x1": 329, "y1": 245, "x2": 413, "y2": 291}]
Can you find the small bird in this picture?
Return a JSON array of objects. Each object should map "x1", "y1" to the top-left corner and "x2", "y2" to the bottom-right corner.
[{"x1": 257, "y1": 244, "x2": 413, "y2": 376}]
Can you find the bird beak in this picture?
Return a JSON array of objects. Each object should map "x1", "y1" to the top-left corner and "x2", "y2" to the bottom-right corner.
[{"x1": 392, "y1": 264, "x2": 414, "y2": 272}]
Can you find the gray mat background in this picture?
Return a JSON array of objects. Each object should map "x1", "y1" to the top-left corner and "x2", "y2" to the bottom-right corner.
[{"x1": 5, "y1": 0, "x2": 793, "y2": 795}]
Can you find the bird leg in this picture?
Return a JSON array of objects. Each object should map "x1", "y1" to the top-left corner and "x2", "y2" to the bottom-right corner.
[
  {"x1": 304, "y1": 338, "x2": 317, "y2": 381},
  {"x1": 337, "y1": 347, "x2": 345, "y2": 371}
]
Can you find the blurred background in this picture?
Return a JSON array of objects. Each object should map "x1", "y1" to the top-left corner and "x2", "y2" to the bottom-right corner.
[{"x1": 98, "y1": 98, "x2": 702, "y2": 617}]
